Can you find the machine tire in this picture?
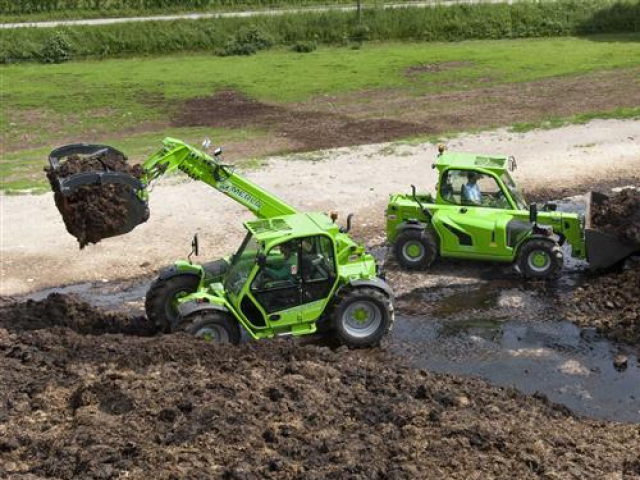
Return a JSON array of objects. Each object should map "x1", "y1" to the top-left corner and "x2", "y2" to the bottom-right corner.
[
  {"x1": 517, "y1": 239, "x2": 563, "y2": 279},
  {"x1": 394, "y1": 228, "x2": 438, "y2": 270},
  {"x1": 145, "y1": 274, "x2": 199, "y2": 333},
  {"x1": 186, "y1": 313, "x2": 241, "y2": 345},
  {"x1": 332, "y1": 287, "x2": 393, "y2": 348}
]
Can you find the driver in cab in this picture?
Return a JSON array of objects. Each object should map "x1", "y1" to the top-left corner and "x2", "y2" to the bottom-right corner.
[
  {"x1": 462, "y1": 171, "x2": 483, "y2": 205},
  {"x1": 264, "y1": 241, "x2": 298, "y2": 283}
]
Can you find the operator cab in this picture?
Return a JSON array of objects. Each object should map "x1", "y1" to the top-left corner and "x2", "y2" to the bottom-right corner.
[
  {"x1": 435, "y1": 152, "x2": 527, "y2": 210},
  {"x1": 223, "y1": 213, "x2": 340, "y2": 334}
]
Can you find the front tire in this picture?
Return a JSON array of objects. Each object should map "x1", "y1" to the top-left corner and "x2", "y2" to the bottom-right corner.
[
  {"x1": 332, "y1": 287, "x2": 393, "y2": 348},
  {"x1": 186, "y1": 313, "x2": 241, "y2": 345},
  {"x1": 394, "y1": 228, "x2": 438, "y2": 270},
  {"x1": 145, "y1": 274, "x2": 199, "y2": 333},
  {"x1": 516, "y1": 239, "x2": 563, "y2": 279}
]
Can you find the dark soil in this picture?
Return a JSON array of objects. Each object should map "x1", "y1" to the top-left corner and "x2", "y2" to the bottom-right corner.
[
  {"x1": 570, "y1": 261, "x2": 640, "y2": 347},
  {"x1": 0, "y1": 293, "x2": 156, "y2": 336},
  {"x1": 1, "y1": 295, "x2": 639, "y2": 479},
  {"x1": 591, "y1": 188, "x2": 640, "y2": 247},
  {"x1": 173, "y1": 90, "x2": 428, "y2": 152},
  {"x1": 45, "y1": 151, "x2": 145, "y2": 248}
]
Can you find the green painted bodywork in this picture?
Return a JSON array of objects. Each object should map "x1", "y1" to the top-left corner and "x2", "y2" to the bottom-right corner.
[
  {"x1": 143, "y1": 138, "x2": 384, "y2": 340},
  {"x1": 387, "y1": 151, "x2": 586, "y2": 262}
]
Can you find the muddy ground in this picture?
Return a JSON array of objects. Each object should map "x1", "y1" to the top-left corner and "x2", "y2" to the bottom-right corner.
[
  {"x1": 570, "y1": 262, "x2": 640, "y2": 347},
  {"x1": 172, "y1": 69, "x2": 640, "y2": 155},
  {"x1": 1, "y1": 295, "x2": 639, "y2": 480},
  {"x1": 45, "y1": 152, "x2": 146, "y2": 248}
]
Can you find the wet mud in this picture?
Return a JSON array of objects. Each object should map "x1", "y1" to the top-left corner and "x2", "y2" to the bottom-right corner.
[
  {"x1": 570, "y1": 262, "x2": 640, "y2": 346},
  {"x1": 0, "y1": 293, "x2": 155, "y2": 336},
  {"x1": 394, "y1": 284, "x2": 640, "y2": 423},
  {"x1": 45, "y1": 151, "x2": 145, "y2": 248},
  {"x1": 1, "y1": 295, "x2": 639, "y2": 479}
]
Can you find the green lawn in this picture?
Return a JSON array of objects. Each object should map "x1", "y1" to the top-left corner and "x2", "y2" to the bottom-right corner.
[{"x1": 2, "y1": 34, "x2": 640, "y2": 193}]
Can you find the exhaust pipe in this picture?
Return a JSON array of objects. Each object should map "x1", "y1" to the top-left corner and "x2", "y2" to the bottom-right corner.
[{"x1": 340, "y1": 214, "x2": 354, "y2": 234}]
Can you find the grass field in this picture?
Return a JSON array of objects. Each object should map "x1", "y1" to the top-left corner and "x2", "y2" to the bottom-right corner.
[{"x1": 2, "y1": 34, "x2": 640, "y2": 193}]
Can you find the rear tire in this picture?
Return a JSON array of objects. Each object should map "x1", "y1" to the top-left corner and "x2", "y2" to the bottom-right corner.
[
  {"x1": 332, "y1": 287, "x2": 393, "y2": 348},
  {"x1": 186, "y1": 313, "x2": 241, "y2": 345},
  {"x1": 517, "y1": 239, "x2": 563, "y2": 279},
  {"x1": 145, "y1": 274, "x2": 199, "y2": 333},
  {"x1": 394, "y1": 228, "x2": 438, "y2": 270}
]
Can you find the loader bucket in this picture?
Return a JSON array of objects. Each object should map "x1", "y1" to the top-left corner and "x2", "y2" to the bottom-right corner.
[
  {"x1": 584, "y1": 191, "x2": 639, "y2": 270},
  {"x1": 47, "y1": 144, "x2": 150, "y2": 247}
]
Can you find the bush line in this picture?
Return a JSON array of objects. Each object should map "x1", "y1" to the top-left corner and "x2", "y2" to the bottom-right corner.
[
  {"x1": 0, "y1": 0, "x2": 349, "y2": 15},
  {"x1": 1, "y1": 0, "x2": 639, "y2": 64}
]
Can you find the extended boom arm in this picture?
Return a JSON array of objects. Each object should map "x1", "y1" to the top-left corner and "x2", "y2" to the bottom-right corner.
[{"x1": 142, "y1": 137, "x2": 297, "y2": 219}]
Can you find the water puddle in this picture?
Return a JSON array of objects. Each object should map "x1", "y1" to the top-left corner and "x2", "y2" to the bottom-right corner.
[{"x1": 392, "y1": 282, "x2": 640, "y2": 423}]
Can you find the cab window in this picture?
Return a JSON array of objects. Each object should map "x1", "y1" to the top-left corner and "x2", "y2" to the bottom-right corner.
[{"x1": 441, "y1": 169, "x2": 511, "y2": 209}]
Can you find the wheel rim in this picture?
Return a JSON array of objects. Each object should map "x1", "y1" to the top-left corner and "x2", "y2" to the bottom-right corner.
[
  {"x1": 528, "y1": 250, "x2": 551, "y2": 273},
  {"x1": 194, "y1": 324, "x2": 230, "y2": 344},
  {"x1": 402, "y1": 241, "x2": 425, "y2": 262},
  {"x1": 342, "y1": 300, "x2": 382, "y2": 339}
]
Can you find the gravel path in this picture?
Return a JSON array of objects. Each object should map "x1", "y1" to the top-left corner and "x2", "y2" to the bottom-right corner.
[{"x1": 1, "y1": 119, "x2": 639, "y2": 295}]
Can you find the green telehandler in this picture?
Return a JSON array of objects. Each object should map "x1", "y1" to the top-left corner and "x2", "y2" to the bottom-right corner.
[
  {"x1": 386, "y1": 147, "x2": 638, "y2": 278},
  {"x1": 47, "y1": 138, "x2": 394, "y2": 347}
]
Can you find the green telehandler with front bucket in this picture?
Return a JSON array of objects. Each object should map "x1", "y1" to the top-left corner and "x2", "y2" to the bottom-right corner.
[
  {"x1": 386, "y1": 147, "x2": 639, "y2": 278},
  {"x1": 47, "y1": 138, "x2": 394, "y2": 347}
]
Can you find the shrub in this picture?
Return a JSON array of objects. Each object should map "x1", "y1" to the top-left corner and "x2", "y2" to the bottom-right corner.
[
  {"x1": 350, "y1": 23, "x2": 370, "y2": 43},
  {"x1": 217, "y1": 25, "x2": 273, "y2": 56},
  {"x1": 38, "y1": 30, "x2": 73, "y2": 63},
  {"x1": 291, "y1": 40, "x2": 317, "y2": 53}
]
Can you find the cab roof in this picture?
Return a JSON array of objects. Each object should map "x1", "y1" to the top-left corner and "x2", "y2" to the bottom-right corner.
[
  {"x1": 244, "y1": 212, "x2": 338, "y2": 243},
  {"x1": 435, "y1": 151, "x2": 510, "y2": 174}
]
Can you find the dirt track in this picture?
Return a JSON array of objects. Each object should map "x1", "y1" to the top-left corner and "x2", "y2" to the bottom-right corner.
[
  {"x1": 1, "y1": 119, "x2": 639, "y2": 295},
  {"x1": 1, "y1": 295, "x2": 639, "y2": 480}
]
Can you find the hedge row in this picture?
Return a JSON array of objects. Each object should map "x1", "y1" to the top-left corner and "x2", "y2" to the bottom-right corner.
[
  {"x1": 1, "y1": 0, "x2": 316, "y2": 14},
  {"x1": 0, "y1": 0, "x2": 352, "y2": 16},
  {"x1": 1, "y1": 0, "x2": 638, "y2": 63}
]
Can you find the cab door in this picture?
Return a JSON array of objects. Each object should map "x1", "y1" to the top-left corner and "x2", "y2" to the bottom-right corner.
[
  {"x1": 435, "y1": 169, "x2": 513, "y2": 259},
  {"x1": 242, "y1": 239, "x2": 303, "y2": 330}
]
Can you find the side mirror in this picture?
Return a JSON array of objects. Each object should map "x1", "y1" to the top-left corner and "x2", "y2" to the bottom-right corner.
[
  {"x1": 188, "y1": 233, "x2": 199, "y2": 263},
  {"x1": 529, "y1": 203, "x2": 538, "y2": 224},
  {"x1": 213, "y1": 147, "x2": 223, "y2": 157},
  {"x1": 257, "y1": 253, "x2": 267, "y2": 268}
]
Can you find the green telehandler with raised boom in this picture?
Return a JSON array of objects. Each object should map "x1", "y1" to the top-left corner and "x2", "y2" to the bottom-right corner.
[
  {"x1": 47, "y1": 138, "x2": 394, "y2": 347},
  {"x1": 386, "y1": 147, "x2": 638, "y2": 278}
]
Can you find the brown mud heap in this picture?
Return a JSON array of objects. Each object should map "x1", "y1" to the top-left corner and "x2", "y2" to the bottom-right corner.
[
  {"x1": 568, "y1": 189, "x2": 640, "y2": 346},
  {"x1": 45, "y1": 152, "x2": 144, "y2": 249},
  {"x1": 591, "y1": 188, "x2": 640, "y2": 247},
  {"x1": 1, "y1": 294, "x2": 639, "y2": 479},
  {"x1": 571, "y1": 263, "x2": 640, "y2": 347}
]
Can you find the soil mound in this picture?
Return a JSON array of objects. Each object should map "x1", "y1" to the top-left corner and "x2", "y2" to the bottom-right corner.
[
  {"x1": 591, "y1": 188, "x2": 640, "y2": 247},
  {"x1": 571, "y1": 262, "x2": 640, "y2": 346},
  {"x1": 45, "y1": 151, "x2": 146, "y2": 248},
  {"x1": 0, "y1": 293, "x2": 155, "y2": 336},
  {"x1": 1, "y1": 295, "x2": 639, "y2": 479}
]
